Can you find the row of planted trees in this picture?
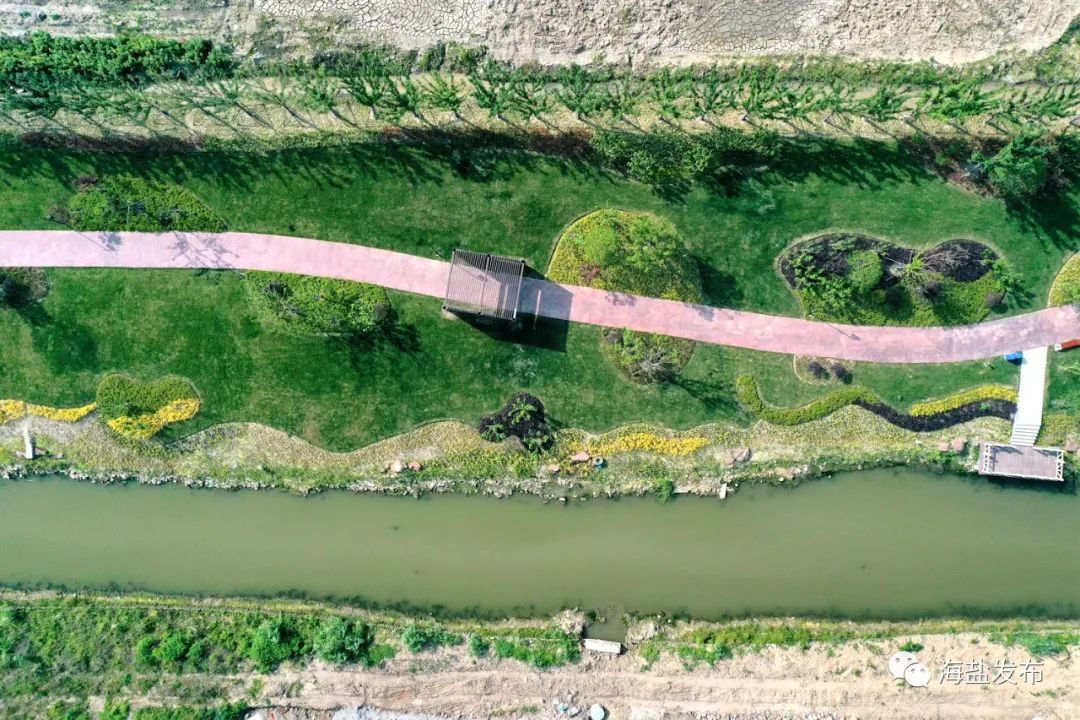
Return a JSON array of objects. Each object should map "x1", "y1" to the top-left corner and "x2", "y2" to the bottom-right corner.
[{"x1": 3, "y1": 33, "x2": 1080, "y2": 136}]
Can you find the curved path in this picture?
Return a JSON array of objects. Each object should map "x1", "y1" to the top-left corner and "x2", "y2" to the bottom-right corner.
[{"x1": 4, "y1": 230, "x2": 1079, "y2": 364}]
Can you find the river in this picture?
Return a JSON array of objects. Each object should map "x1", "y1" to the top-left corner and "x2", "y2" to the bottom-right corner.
[{"x1": 0, "y1": 468, "x2": 1076, "y2": 619}]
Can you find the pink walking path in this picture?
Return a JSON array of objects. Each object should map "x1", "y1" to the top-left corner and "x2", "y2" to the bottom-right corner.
[{"x1": 4, "y1": 230, "x2": 1079, "y2": 364}]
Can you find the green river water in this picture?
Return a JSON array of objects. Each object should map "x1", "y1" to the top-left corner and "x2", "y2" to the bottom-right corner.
[{"x1": 0, "y1": 468, "x2": 1076, "y2": 620}]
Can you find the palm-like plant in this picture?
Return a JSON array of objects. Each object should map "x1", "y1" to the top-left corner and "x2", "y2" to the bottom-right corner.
[
  {"x1": 420, "y1": 73, "x2": 466, "y2": 120},
  {"x1": 736, "y1": 65, "x2": 780, "y2": 123},
  {"x1": 508, "y1": 72, "x2": 553, "y2": 124},
  {"x1": 208, "y1": 80, "x2": 271, "y2": 129},
  {"x1": 649, "y1": 67, "x2": 690, "y2": 124},
  {"x1": 600, "y1": 74, "x2": 644, "y2": 123},
  {"x1": 923, "y1": 76, "x2": 1000, "y2": 125},
  {"x1": 386, "y1": 75, "x2": 424, "y2": 123},
  {"x1": 858, "y1": 82, "x2": 910, "y2": 124},
  {"x1": 468, "y1": 60, "x2": 514, "y2": 123},
  {"x1": 299, "y1": 71, "x2": 346, "y2": 122},
  {"x1": 556, "y1": 65, "x2": 603, "y2": 123},
  {"x1": 252, "y1": 75, "x2": 310, "y2": 126},
  {"x1": 342, "y1": 71, "x2": 390, "y2": 121},
  {"x1": 689, "y1": 67, "x2": 733, "y2": 123},
  {"x1": 1023, "y1": 85, "x2": 1080, "y2": 126}
]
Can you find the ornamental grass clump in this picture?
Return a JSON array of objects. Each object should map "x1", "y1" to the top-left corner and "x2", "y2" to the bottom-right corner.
[{"x1": 96, "y1": 374, "x2": 201, "y2": 440}]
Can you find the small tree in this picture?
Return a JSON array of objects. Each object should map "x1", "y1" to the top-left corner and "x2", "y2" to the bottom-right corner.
[
  {"x1": 973, "y1": 132, "x2": 1051, "y2": 199},
  {"x1": 420, "y1": 72, "x2": 466, "y2": 120}
]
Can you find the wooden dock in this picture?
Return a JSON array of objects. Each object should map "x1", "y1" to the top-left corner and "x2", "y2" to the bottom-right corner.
[{"x1": 978, "y1": 442, "x2": 1064, "y2": 481}]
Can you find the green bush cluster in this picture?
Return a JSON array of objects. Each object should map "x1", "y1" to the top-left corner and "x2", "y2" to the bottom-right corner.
[
  {"x1": 95, "y1": 374, "x2": 199, "y2": 420},
  {"x1": 990, "y1": 630, "x2": 1080, "y2": 657},
  {"x1": 64, "y1": 176, "x2": 227, "y2": 233},
  {"x1": 245, "y1": 271, "x2": 391, "y2": 337},
  {"x1": 491, "y1": 628, "x2": 580, "y2": 669},
  {"x1": 0, "y1": 31, "x2": 234, "y2": 89},
  {"x1": 248, "y1": 617, "x2": 308, "y2": 672},
  {"x1": 131, "y1": 704, "x2": 248, "y2": 720},
  {"x1": 735, "y1": 374, "x2": 878, "y2": 426},
  {"x1": 590, "y1": 128, "x2": 780, "y2": 187},
  {"x1": 400, "y1": 622, "x2": 463, "y2": 652}
]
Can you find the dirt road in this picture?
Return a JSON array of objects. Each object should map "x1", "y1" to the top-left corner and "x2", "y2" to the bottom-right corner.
[{"x1": 249, "y1": 633, "x2": 1079, "y2": 720}]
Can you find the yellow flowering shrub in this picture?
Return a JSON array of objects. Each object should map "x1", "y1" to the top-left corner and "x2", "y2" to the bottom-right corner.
[
  {"x1": 588, "y1": 432, "x2": 709, "y2": 457},
  {"x1": 909, "y1": 385, "x2": 1017, "y2": 417},
  {"x1": 107, "y1": 398, "x2": 201, "y2": 440},
  {"x1": 0, "y1": 400, "x2": 27, "y2": 423},
  {"x1": 0, "y1": 400, "x2": 97, "y2": 424},
  {"x1": 28, "y1": 403, "x2": 97, "y2": 422}
]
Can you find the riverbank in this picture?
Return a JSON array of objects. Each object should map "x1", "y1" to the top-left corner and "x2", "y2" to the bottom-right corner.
[
  {"x1": 0, "y1": 406, "x2": 1040, "y2": 498},
  {"x1": 5, "y1": 591, "x2": 1080, "y2": 720}
]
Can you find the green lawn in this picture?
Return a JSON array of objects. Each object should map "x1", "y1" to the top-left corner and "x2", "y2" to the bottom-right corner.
[{"x1": 0, "y1": 137, "x2": 1070, "y2": 449}]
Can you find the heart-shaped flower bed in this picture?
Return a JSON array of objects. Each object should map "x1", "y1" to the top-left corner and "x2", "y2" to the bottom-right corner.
[{"x1": 95, "y1": 374, "x2": 201, "y2": 440}]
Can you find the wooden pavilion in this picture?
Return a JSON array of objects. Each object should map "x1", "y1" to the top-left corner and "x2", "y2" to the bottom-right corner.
[{"x1": 442, "y1": 250, "x2": 526, "y2": 324}]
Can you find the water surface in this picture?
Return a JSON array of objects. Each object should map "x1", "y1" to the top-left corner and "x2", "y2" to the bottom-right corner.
[{"x1": 0, "y1": 469, "x2": 1075, "y2": 619}]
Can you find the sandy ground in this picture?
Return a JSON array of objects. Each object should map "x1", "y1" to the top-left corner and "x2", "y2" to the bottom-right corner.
[
  {"x1": 1, "y1": 0, "x2": 1079, "y2": 65},
  {"x1": 244, "y1": 633, "x2": 1079, "y2": 720}
]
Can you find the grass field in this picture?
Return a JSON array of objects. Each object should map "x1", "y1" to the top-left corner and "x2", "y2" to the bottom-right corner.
[{"x1": 0, "y1": 136, "x2": 1072, "y2": 449}]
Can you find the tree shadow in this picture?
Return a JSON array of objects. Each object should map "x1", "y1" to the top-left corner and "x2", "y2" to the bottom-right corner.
[
  {"x1": 698, "y1": 262, "x2": 744, "y2": 309},
  {"x1": 25, "y1": 307, "x2": 101, "y2": 373},
  {"x1": 671, "y1": 374, "x2": 738, "y2": 413}
]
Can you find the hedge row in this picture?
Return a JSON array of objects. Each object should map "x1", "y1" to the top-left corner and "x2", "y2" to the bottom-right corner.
[
  {"x1": 908, "y1": 385, "x2": 1017, "y2": 416},
  {"x1": 736, "y1": 374, "x2": 1016, "y2": 430},
  {"x1": 734, "y1": 375, "x2": 878, "y2": 426}
]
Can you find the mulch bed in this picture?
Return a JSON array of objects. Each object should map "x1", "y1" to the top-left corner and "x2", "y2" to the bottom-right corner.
[{"x1": 778, "y1": 233, "x2": 996, "y2": 287}]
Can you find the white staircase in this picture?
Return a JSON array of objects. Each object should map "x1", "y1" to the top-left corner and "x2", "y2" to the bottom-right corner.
[{"x1": 1010, "y1": 347, "x2": 1049, "y2": 447}]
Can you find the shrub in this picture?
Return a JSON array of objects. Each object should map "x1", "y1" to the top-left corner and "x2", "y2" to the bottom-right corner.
[
  {"x1": 46, "y1": 702, "x2": 91, "y2": 720},
  {"x1": 66, "y1": 176, "x2": 227, "y2": 233},
  {"x1": 0, "y1": 268, "x2": 49, "y2": 308},
  {"x1": 400, "y1": 623, "x2": 463, "y2": 653},
  {"x1": 899, "y1": 641, "x2": 924, "y2": 652},
  {"x1": 248, "y1": 617, "x2": 305, "y2": 672},
  {"x1": 478, "y1": 392, "x2": 554, "y2": 452},
  {"x1": 806, "y1": 360, "x2": 828, "y2": 379},
  {"x1": 102, "y1": 700, "x2": 131, "y2": 720},
  {"x1": 313, "y1": 617, "x2": 373, "y2": 666},
  {"x1": 830, "y1": 364, "x2": 852, "y2": 383},
  {"x1": 973, "y1": 132, "x2": 1052, "y2": 199},
  {"x1": 908, "y1": 385, "x2": 1018, "y2": 416},
  {"x1": 245, "y1": 271, "x2": 390, "y2": 337},
  {"x1": 491, "y1": 628, "x2": 580, "y2": 668},
  {"x1": 468, "y1": 634, "x2": 490, "y2": 657},
  {"x1": 847, "y1": 250, "x2": 883, "y2": 293},
  {"x1": 735, "y1": 374, "x2": 877, "y2": 425},
  {"x1": 591, "y1": 129, "x2": 711, "y2": 186}
]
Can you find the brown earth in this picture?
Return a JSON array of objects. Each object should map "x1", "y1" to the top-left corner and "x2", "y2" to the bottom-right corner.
[
  {"x1": 243, "y1": 632, "x2": 1080, "y2": 720},
  {"x1": 1, "y1": 0, "x2": 1079, "y2": 66}
]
